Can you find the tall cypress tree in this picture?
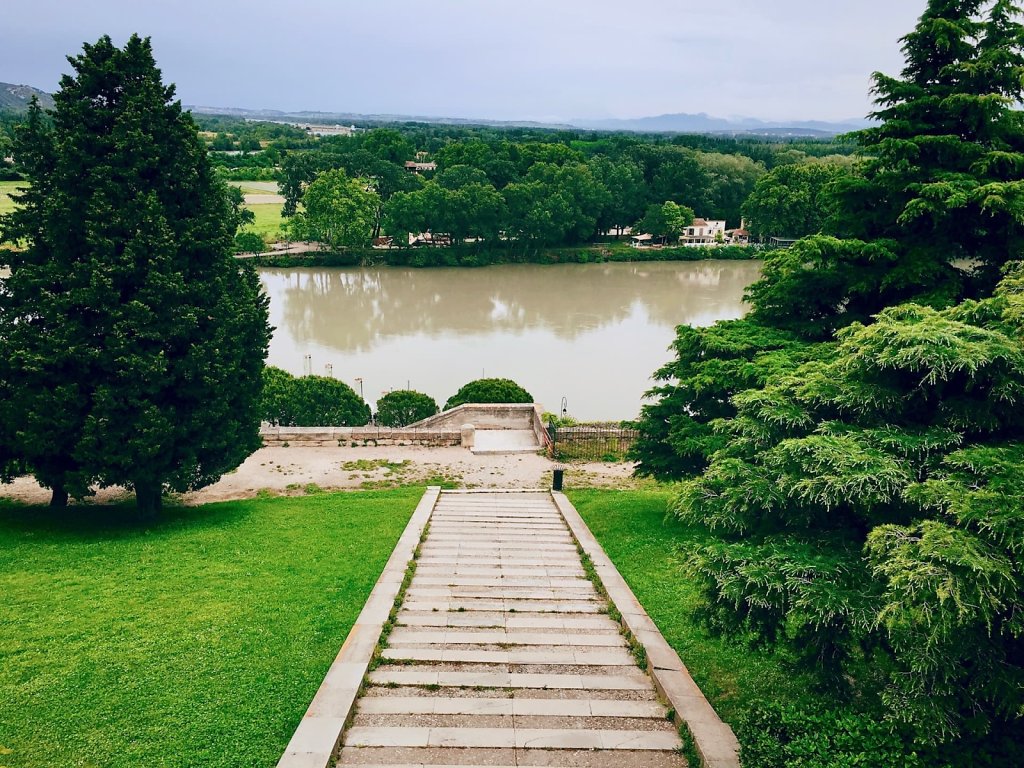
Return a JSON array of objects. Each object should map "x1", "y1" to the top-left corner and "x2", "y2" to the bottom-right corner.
[{"x1": 0, "y1": 35, "x2": 271, "y2": 513}]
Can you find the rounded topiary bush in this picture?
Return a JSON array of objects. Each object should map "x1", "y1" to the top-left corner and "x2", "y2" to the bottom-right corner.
[
  {"x1": 260, "y1": 366, "x2": 296, "y2": 426},
  {"x1": 260, "y1": 367, "x2": 371, "y2": 426},
  {"x1": 443, "y1": 378, "x2": 533, "y2": 411},
  {"x1": 289, "y1": 375, "x2": 371, "y2": 426},
  {"x1": 376, "y1": 389, "x2": 439, "y2": 427}
]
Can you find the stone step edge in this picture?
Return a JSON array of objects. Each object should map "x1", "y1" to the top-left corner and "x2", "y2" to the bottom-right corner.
[
  {"x1": 276, "y1": 487, "x2": 442, "y2": 768},
  {"x1": 342, "y1": 726, "x2": 682, "y2": 750}
]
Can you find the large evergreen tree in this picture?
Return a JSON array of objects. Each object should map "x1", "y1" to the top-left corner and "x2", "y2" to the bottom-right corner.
[
  {"x1": 766, "y1": 0, "x2": 1024, "y2": 331},
  {"x1": 0, "y1": 35, "x2": 271, "y2": 514},
  {"x1": 631, "y1": 1, "x2": 1024, "y2": 757}
]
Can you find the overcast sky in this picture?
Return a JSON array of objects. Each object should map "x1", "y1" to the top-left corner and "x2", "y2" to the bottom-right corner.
[{"x1": 2, "y1": 0, "x2": 925, "y2": 122}]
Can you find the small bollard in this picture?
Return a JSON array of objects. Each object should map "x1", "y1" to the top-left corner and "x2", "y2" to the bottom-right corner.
[{"x1": 552, "y1": 466, "x2": 565, "y2": 492}]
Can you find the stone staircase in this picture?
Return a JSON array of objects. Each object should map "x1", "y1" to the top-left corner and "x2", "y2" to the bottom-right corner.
[{"x1": 337, "y1": 490, "x2": 686, "y2": 767}]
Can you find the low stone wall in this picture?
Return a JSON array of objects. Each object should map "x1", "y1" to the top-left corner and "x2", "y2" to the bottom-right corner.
[
  {"x1": 261, "y1": 426, "x2": 461, "y2": 448},
  {"x1": 408, "y1": 403, "x2": 545, "y2": 431}
]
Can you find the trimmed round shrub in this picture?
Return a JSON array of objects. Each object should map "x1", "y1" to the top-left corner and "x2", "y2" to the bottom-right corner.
[
  {"x1": 259, "y1": 366, "x2": 296, "y2": 426},
  {"x1": 376, "y1": 389, "x2": 439, "y2": 427},
  {"x1": 289, "y1": 375, "x2": 371, "y2": 426},
  {"x1": 260, "y1": 367, "x2": 370, "y2": 426},
  {"x1": 443, "y1": 378, "x2": 533, "y2": 411}
]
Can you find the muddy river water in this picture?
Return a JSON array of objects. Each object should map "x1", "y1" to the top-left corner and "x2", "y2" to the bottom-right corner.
[{"x1": 259, "y1": 260, "x2": 762, "y2": 421}]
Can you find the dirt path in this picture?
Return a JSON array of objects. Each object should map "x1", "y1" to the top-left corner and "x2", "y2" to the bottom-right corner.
[{"x1": 0, "y1": 445, "x2": 638, "y2": 506}]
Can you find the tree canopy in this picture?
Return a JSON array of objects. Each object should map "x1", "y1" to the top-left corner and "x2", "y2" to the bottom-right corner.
[
  {"x1": 631, "y1": 1, "x2": 1024, "y2": 757},
  {"x1": 0, "y1": 35, "x2": 271, "y2": 514}
]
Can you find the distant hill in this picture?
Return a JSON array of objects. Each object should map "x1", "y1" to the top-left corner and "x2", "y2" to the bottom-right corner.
[
  {"x1": 570, "y1": 112, "x2": 871, "y2": 137},
  {"x1": 185, "y1": 104, "x2": 574, "y2": 130},
  {"x1": 0, "y1": 82, "x2": 54, "y2": 113},
  {"x1": 0, "y1": 82, "x2": 865, "y2": 137},
  {"x1": 189, "y1": 104, "x2": 867, "y2": 137}
]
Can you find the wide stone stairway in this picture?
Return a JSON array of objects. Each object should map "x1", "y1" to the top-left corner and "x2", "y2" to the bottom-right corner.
[{"x1": 337, "y1": 490, "x2": 686, "y2": 767}]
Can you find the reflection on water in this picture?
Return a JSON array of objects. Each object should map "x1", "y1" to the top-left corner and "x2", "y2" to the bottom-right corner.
[{"x1": 260, "y1": 260, "x2": 761, "y2": 420}]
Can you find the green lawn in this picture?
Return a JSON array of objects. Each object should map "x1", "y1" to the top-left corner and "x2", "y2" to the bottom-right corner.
[
  {"x1": 241, "y1": 202, "x2": 285, "y2": 241},
  {"x1": 0, "y1": 488, "x2": 422, "y2": 767},
  {"x1": 568, "y1": 488, "x2": 819, "y2": 724},
  {"x1": 0, "y1": 181, "x2": 27, "y2": 216}
]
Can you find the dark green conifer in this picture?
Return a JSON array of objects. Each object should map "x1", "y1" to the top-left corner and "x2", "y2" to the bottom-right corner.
[{"x1": 0, "y1": 35, "x2": 271, "y2": 514}]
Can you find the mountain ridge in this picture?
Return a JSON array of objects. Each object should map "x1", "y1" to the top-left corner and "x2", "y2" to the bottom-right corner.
[
  {"x1": 0, "y1": 82, "x2": 865, "y2": 136},
  {"x1": 0, "y1": 82, "x2": 55, "y2": 113}
]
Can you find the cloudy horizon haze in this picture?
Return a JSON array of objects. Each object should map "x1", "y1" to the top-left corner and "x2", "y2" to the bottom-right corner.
[{"x1": 2, "y1": 0, "x2": 926, "y2": 124}]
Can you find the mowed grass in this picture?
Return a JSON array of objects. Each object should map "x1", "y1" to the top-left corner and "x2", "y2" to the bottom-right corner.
[
  {"x1": 1, "y1": 181, "x2": 284, "y2": 243},
  {"x1": 567, "y1": 487, "x2": 818, "y2": 724},
  {"x1": 241, "y1": 202, "x2": 285, "y2": 241},
  {"x1": 0, "y1": 181, "x2": 27, "y2": 216},
  {"x1": 228, "y1": 181, "x2": 280, "y2": 196},
  {"x1": 0, "y1": 488, "x2": 422, "y2": 767}
]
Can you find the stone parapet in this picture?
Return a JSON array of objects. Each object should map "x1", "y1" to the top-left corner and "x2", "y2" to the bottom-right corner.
[{"x1": 261, "y1": 426, "x2": 461, "y2": 447}]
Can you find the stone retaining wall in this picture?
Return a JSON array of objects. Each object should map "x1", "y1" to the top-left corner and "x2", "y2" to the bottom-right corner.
[{"x1": 261, "y1": 426, "x2": 461, "y2": 448}]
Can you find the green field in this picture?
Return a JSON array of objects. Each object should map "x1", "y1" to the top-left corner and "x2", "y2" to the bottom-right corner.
[
  {"x1": 568, "y1": 488, "x2": 819, "y2": 724},
  {"x1": 1, "y1": 181, "x2": 284, "y2": 243},
  {"x1": 0, "y1": 488, "x2": 421, "y2": 768},
  {"x1": 242, "y1": 202, "x2": 285, "y2": 241},
  {"x1": 0, "y1": 181, "x2": 27, "y2": 216}
]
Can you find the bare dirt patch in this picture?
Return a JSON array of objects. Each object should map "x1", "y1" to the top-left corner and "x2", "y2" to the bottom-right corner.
[{"x1": 0, "y1": 445, "x2": 641, "y2": 505}]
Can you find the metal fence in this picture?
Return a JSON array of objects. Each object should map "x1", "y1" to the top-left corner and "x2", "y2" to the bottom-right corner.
[{"x1": 547, "y1": 425, "x2": 639, "y2": 462}]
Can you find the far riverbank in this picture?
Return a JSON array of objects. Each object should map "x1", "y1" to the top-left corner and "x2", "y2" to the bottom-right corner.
[{"x1": 246, "y1": 241, "x2": 760, "y2": 269}]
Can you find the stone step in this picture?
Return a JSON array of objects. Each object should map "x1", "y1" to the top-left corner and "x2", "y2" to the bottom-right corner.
[
  {"x1": 415, "y1": 561, "x2": 585, "y2": 573},
  {"x1": 426, "y1": 535, "x2": 574, "y2": 544},
  {"x1": 425, "y1": 524, "x2": 565, "y2": 528},
  {"x1": 403, "y1": 593, "x2": 598, "y2": 606},
  {"x1": 396, "y1": 612, "x2": 619, "y2": 630},
  {"x1": 380, "y1": 647, "x2": 636, "y2": 666},
  {"x1": 387, "y1": 630, "x2": 624, "y2": 648},
  {"x1": 343, "y1": 726, "x2": 681, "y2": 750},
  {"x1": 367, "y1": 669, "x2": 653, "y2": 691},
  {"x1": 420, "y1": 542, "x2": 578, "y2": 552},
  {"x1": 356, "y1": 697, "x2": 666, "y2": 718},
  {"x1": 411, "y1": 576, "x2": 593, "y2": 588},
  {"x1": 336, "y1": 750, "x2": 685, "y2": 768},
  {"x1": 401, "y1": 599, "x2": 603, "y2": 613},
  {"x1": 414, "y1": 567, "x2": 584, "y2": 577}
]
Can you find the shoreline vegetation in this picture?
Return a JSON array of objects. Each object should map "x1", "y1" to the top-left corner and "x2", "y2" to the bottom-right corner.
[{"x1": 245, "y1": 241, "x2": 760, "y2": 269}]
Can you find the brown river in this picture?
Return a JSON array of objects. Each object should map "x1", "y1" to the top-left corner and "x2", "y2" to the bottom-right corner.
[{"x1": 259, "y1": 260, "x2": 762, "y2": 421}]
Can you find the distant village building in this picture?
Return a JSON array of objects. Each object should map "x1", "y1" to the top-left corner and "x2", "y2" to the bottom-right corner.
[
  {"x1": 295, "y1": 123, "x2": 358, "y2": 137},
  {"x1": 681, "y1": 218, "x2": 727, "y2": 246},
  {"x1": 726, "y1": 226, "x2": 750, "y2": 245},
  {"x1": 631, "y1": 216, "x2": 757, "y2": 248},
  {"x1": 409, "y1": 231, "x2": 451, "y2": 247},
  {"x1": 404, "y1": 160, "x2": 437, "y2": 173}
]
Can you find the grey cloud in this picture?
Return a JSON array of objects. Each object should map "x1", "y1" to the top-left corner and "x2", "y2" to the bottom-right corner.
[{"x1": 1, "y1": 0, "x2": 927, "y2": 122}]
